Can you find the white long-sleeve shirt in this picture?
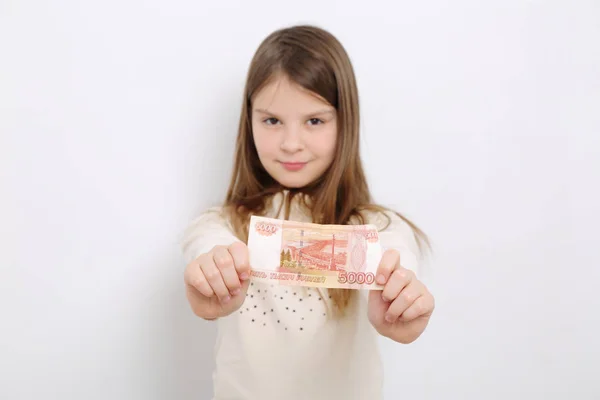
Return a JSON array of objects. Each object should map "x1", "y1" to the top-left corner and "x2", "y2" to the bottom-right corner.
[{"x1": 181, "y1": 191, "x2": 421, "y2": 400}]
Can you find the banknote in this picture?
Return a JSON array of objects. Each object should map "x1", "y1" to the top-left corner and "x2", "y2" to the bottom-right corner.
[{"x1": 247, "y1": 215, "x2": 384, "y2": 290}]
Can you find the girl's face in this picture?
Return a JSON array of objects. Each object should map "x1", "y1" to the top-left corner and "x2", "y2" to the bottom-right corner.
[{"x1": 251, "y1": 74, "x2": 338, "y2": 189}]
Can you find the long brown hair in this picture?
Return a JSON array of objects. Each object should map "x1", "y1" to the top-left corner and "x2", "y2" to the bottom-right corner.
[{"x1": 222, "y1": 24, "x2": 428, "y2": 316}]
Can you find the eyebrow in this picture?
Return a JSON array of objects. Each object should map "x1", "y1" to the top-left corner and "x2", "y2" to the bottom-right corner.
[{"x1": 253, "y1": 108, "x2": 335, "y2": 117}]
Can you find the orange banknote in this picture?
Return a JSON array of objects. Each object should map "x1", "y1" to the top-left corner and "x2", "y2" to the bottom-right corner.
[{"x1": 247, "y1": 216, "x2": 384, "y2": 290}]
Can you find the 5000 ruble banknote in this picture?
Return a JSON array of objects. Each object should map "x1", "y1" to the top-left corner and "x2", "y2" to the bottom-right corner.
[{"x1": 247, "y1": 216, "x2": 384, "y2": 290}]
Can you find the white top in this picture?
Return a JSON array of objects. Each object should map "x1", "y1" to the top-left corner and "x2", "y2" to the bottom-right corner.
[{"x1": 182, "y1": 191, "x2": 421, "y2": 400}]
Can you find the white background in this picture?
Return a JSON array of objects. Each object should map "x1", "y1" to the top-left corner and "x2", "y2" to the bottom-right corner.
[{"x1": 1, "y1": 1, "x2": 599, "y2": 399}]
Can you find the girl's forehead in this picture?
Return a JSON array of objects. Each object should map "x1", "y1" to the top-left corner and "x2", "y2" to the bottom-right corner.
[{"x1": 253, "y1": 76, "x2": 334, "y2": 115}]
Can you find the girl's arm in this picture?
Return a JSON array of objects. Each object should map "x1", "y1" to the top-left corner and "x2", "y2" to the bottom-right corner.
[
  {"x1": 181, "y1": 208, "x2": 250, "y2": 320},
  {"x1": 367, "y1": 211, "x2": 434, "y2": 344},
  {"x1": 181, "y1": 207, "x2": 242, "y2": 264}
]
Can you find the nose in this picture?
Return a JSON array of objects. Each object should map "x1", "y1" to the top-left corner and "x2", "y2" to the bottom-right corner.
[{"x1": 280, "y1": 125, "x2": 304, "y2": 153}]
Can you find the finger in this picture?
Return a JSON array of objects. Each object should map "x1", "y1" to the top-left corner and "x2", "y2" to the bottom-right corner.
[
  {"x1": 200, "y1": 255, "x2": 232, "y2": 303},
  {"x1": 376, "y1": 249, "x2": 400, "y2": 285},
  {"x1": 213, "y1": 247, "x2": 242, "y2": 295},
  {"x1": 399, "y1": 295, "x2": 434, "y2": 322},
  {"x1": 185, "y1": 258, "x2": 214, "y2": 298},
  {"x1": 381, "y1": 267, "x2": 414, "y2": 302},
  {"x1": 228, "y1": 242, "x2": 251, "y2": 280},
  {"x1": 384, "y1": 281, "x2": 422, "y2": 323}
]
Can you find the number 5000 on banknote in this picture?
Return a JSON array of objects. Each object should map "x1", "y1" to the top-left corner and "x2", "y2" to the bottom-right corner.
[{"x1": 247, "y1": 216, "x2": 384, "y2": 290}]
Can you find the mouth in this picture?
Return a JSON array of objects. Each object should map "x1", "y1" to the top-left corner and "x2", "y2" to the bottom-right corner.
[{"x1": 279, "y1": 161, "x2": 308, "y2": 171}]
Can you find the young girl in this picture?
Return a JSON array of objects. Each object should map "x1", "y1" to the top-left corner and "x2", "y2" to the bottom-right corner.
[{"x1": 182, "y1": 24, "x2": 434, "y2": 400}]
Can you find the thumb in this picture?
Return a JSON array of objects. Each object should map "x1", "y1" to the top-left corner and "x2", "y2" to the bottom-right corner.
[
  {"x1": 221, "y1": 277, "x2": 251, "y2": 315},
  {"x1": 239, "y1": 276, "x2": 251, "y2": 294}
]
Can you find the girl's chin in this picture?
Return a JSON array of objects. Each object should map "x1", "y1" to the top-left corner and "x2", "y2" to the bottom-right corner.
[
  {"x1": 276, "y1": 179, "x2": 310, "y2": 189},
  {"x1": 272, "y1": 173, "x2": 314, "y2": 189}
]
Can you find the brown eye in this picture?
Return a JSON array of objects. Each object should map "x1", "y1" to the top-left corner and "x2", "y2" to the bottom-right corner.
[
  {"x1": 307, "y1": 118, "x2": 323, "y2": 126},
  {"x1": 264, "y1": 117, "x2": 280, "y2": 125}
]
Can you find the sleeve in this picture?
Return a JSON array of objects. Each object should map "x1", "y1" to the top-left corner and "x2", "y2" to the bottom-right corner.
[
  {"x1": 372, "y1": 211, "x2": 423, "y2": 278},
  {"x1": 180, "y1": 207, "x2": 242, "y2": 264}
]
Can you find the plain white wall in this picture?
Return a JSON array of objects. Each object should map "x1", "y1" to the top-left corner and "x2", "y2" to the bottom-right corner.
[{"x1": 1, "y1": 0, "x2": 599, "y2": 399}]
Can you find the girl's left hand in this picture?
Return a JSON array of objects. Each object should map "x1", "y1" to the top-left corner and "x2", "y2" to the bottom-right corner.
[{"x1": 367, "y1": 249, "x2": 435, "y2": 344}]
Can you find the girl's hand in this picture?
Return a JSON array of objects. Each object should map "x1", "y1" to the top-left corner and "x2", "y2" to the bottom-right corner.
[
  {"x1": 184, "y1": 242, "x2": 251, "y2": 320},
  {"x1": 367, "y1": 249, "x2": 435, "y2": 344}
]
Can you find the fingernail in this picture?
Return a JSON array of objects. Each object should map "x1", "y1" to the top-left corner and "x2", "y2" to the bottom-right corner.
[
  {"x1": 240, "y1": 272, "x2": 249, "y2": 280},
  {"x1": 222, "y1": 296, "x2": 231, "y2": 303},
  {"x1": 377, "y1": 274, "x2": 385, "y2": 284},
  {"x1": 381, "y1": 293, "x2": 389, "y2": 302},
  {"x1": 232, "y1": 288, "x2": 241, "y2": 296},
  {"x1": 385, "y1": 314, "x2": 394, "y2": 323}
]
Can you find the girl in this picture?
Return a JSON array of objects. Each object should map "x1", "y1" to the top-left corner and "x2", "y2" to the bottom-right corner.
[{"x1": 182, "y1": 24, "x2": 434, "y2": 400}]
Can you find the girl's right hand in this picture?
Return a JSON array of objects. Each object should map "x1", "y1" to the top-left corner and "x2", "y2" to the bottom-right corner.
[{"x1": 184, "y1": 242, "x2": 251, "y2": 320}]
